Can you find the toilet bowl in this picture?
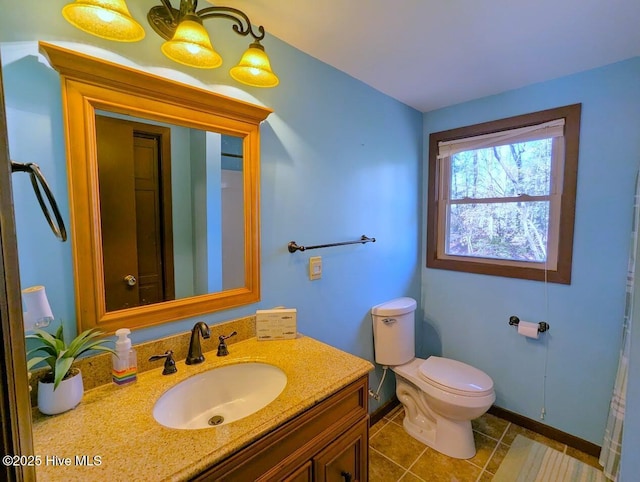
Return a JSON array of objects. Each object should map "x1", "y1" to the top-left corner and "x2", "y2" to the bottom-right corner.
[
  {"x1": 393, "y1": 357, "x2": 495, "y2": 459},
  {"x1": 372, "y1": 297, "x2": 495, "y2": 459}
]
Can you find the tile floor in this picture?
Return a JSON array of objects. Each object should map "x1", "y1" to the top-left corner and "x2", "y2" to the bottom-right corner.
[{"x1": 369, "y1": 405, "x2": 604, "y2": 481}]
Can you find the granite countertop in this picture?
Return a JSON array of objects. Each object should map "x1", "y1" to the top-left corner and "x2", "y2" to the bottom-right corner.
[{"x1": 32, "y1": 335, "x2": 374, "y2": 482}]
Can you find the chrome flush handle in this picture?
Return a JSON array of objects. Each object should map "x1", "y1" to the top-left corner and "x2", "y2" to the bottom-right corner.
[{"x1": 382, "y1": 318, "x2": 396, "y2": 325}]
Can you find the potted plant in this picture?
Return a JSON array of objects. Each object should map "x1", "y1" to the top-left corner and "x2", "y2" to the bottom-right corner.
[{"x1": 26, "y1": 324, "x2": 115, "y2": 415}]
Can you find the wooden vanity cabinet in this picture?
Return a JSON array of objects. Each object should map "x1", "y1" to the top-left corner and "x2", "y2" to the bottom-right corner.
[
  {"x1": 194, "y1": 376, "x2": 369, "y2": 482},
  {"x1": 312, "y1": 419, "x2": 368, "y2": 482}
]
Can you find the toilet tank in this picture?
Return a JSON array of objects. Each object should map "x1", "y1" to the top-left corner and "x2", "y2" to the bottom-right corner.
[{"x1": 371, "y1": 297, "x2": 417, "y2": 366}]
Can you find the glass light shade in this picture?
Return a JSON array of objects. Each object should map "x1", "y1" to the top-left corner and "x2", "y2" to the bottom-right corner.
[
  {"x1": 230, "y1": 42, "x2": 279, "y2": 88},
  {"x1": 161, "y1": 18, "x2": 222, "y2": 69},
  {"x1": 61, "y1": 0, "x2": 145, "y2": 42}
]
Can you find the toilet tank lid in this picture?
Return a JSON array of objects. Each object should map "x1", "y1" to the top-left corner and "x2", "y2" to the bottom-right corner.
[
  {"x1": 371, "y1": 297, "x2": 417, "y2": 316},
  {"x1": 418, "y1": 356, "x2": 494, "y2": 395}
]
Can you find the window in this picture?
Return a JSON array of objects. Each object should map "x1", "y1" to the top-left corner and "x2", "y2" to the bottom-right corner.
[{"x1": 426, "y1": 104, "x2": 581, "y2": 284}]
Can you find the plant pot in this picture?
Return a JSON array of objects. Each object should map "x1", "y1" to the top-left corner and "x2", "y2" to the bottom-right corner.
[{"x1": 37, "y1": 369, "x2": 84, "y2": 415}]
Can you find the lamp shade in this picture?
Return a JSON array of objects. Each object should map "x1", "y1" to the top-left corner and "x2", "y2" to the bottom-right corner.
[
  {"x1": 62, "y1": 0, "x2": 145, "y2": 42},
  {"x1": 230, "y1": 42, "x2": 279, "y2": 88},
  {"x1": 161, "y1": 16, "x2": 222, "y2": 69},
  {"x1": 22, "y1": 286, "x2": 54, "y2": 332}
]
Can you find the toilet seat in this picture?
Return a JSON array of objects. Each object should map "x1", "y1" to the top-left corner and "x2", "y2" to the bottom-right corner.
[{"x1": 418, "y1": 356, "x2": 494, "y2": 397}]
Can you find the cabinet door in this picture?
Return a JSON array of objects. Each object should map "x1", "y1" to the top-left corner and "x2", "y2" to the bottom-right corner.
[
  {"x1": 282, "y1": 461, "x2": 313, "y2": 482},
  {"x1": 313, "y1": 419, "x2": 368, "y2": 482},
  {"x1": 254, "y1": 458, "x2": 313, "y2": 482}
]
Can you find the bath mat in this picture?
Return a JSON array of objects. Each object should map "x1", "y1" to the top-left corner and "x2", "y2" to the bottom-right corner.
[{"x1": 492, "y1": 435, "x2": 607, "y2": 482}]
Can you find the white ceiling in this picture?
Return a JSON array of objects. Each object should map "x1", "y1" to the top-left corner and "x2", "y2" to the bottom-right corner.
[{"x1": 215, "y1": 0, "x2": 640, "y2": 112}]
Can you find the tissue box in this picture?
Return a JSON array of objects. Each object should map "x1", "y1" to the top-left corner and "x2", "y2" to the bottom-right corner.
[{"x1": 256, "y1": 308, "x2": 297, "y2": 340}]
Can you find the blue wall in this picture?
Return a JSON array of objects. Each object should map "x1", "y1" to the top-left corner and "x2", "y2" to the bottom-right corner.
[
  {"x1": 0, "y1": 0, "x2": 422, "y2": 413},
  {"x1": 421, "y1": 58, "x2": 640, "y2": 453}
]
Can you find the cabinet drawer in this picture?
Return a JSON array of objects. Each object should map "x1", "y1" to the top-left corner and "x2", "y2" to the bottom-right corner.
[{"x1": 195, "y1": 376, "x2": 368, "y2": 481}]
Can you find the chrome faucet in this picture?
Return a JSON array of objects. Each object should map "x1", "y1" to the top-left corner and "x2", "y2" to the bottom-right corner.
[
  {"x1": 186, "y1": 321, "x2": 211, "y2": 365},
  {"x1": 217, "y1": 331, "x2": 237, "y2": 356}
]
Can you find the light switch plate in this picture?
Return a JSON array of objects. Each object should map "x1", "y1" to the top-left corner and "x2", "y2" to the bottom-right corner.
[{"x1": 309, "y1": 256, "x2": 322, "y2": 280}]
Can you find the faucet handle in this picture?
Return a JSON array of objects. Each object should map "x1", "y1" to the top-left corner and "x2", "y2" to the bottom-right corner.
[
  {"x1": 149, "y1": 350, "x2": 177, "y2": 375},
  {"x1": 219, "y1": 331, "x2": 237, "y2": 342},
  {"x1": 217, "y1": 331, "x2": 237, "y2": 357}
]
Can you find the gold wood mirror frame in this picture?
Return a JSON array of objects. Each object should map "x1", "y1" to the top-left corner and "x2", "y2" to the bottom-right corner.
[{"x1": 39, "y1": 41, "x2": 271, "y2": 333}]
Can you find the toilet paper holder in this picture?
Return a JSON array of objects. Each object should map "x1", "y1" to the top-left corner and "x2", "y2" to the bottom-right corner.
[{"x1": 508, "y1": 316, "x2": 550, "y2": 333}]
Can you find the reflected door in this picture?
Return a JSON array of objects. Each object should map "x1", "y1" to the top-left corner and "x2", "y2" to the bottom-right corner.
[{"x1": 96, "y1": 115, "x2": 175, "y2": 311}]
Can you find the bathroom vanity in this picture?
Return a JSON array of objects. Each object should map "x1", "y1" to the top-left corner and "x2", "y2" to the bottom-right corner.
[
  {"x1": 31, "y1": 335, "x2": 373, "y2": 481},
  {"x1": 198, "y1": 376, "x2": 369, "y2": 481}
]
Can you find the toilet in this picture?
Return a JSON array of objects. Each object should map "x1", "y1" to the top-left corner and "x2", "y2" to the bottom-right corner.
[{"x1": 372, "y1": 297, "x2": 495, "y2": 459}]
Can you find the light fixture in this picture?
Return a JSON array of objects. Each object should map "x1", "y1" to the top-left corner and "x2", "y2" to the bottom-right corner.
[
  {"x1": 61, "y1": 0, "x2": 145, "y2": 42},
  {"x1": 22, "y1": 286, "x2": 54, "y2": 332},
  {"x1": 160, "y1": 12, "x2": 222, "y2": 69},
  {"x1": 230, "y1": 41, "x2": 279, "y2": 88},
  {"x1": 61, "y1": 0, "x2": 279, "y2": 88}
]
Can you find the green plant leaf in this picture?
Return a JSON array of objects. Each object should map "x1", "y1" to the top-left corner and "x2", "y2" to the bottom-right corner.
[
  {"x1": 66, "y1": 329, "x2": 114, "y2": 358},
  {"x1": 75, "y1": 339, "x2": 116, "y2": 358},
  {"x1": 53, "y1": 337, "x2": 65, "y2": 353},
  {"x1": 82, "y1": 344, "x2": 117, "y2": 356},
  {"x1": 53, "y1": 357, "x2": 74, "y2": 390},
  {"x1": 66, "y1": 329, "x2": 102, "y2": 357},
  {"x1": 27, "y1": 356, "x2": 54, "y2": 371},
  {"x1": 28, "y1": 328, "x2": 57, "y2": 347},
  {"x1": 26, "y1": 345, "x2": 57, "y2": 359},
  {"x1": 55, "y1": 324, "x2": 64, "y2": 343}
]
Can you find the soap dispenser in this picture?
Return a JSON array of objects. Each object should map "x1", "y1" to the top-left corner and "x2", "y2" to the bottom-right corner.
[{"x1": 112, "y1": 328, "x2": 137, "y2": 386}]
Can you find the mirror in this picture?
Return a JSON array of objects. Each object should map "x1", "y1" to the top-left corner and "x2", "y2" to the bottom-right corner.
[
  {"x1": 95, "y1": 111, "x2": 245, "y2": 311},
  {"x1": 39, "y1": 41, "x2": 271, "y2": 333}
]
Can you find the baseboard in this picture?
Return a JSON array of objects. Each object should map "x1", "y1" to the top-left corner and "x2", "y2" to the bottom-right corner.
[
  {"x1": 488, "y1": 405, "x2": 601, "y2": 457},
  {"x1": 369, "y1": 396, "x2": 400, "y2": 427}
]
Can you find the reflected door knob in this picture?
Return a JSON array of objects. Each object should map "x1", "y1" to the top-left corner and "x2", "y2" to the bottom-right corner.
[{"x1": 123, "y1": 274, "x2": 137, "y2": 286}]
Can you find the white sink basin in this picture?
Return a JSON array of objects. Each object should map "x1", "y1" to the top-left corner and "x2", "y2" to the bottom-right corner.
[{"x1": 153, "y1": 362, "x2": 287, "y2": 429}]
